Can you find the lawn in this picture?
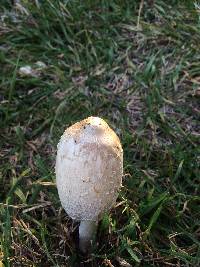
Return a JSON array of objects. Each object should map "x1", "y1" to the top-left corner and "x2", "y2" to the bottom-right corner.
[{"x1": 0, "y1": 0, "x2": 200, "y2": 266}]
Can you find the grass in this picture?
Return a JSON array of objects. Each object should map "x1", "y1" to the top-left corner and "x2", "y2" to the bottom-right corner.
[{"x1": 0, "y1": 0, "x2": 199, "y2": 266}]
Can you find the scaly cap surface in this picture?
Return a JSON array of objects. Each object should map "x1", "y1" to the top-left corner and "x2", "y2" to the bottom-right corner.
[{"x1": 56, "y1": 117, "x2": 123, "y2": 221}]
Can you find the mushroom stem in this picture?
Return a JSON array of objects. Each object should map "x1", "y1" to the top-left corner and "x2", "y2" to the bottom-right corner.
[{"x1": 79, "y1": 220, "x2": 97, "y2": 253}]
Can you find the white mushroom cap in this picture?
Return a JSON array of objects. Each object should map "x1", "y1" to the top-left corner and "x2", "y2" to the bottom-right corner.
[{"x1": 56, "y1": 116, "x2": 123, "y2": 221}]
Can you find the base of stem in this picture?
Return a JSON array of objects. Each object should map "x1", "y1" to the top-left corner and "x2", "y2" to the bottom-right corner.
[{"x1": 79, "y1": 220, "x2": 97, "y2": 253}]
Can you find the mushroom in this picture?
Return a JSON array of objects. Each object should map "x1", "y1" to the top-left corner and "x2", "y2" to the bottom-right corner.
[{"x1": 56, "y1": 116, "x2": 123, "y2": 253}]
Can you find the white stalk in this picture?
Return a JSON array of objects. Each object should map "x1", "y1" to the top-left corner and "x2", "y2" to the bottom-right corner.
[{"x1": 79, "y1": 220, "x2": 97, "y2": 253}]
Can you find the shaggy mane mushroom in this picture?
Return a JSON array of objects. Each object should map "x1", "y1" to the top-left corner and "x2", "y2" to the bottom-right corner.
[{"x1": 56, "y1": 116, "x2": 123, "y2": 253}]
